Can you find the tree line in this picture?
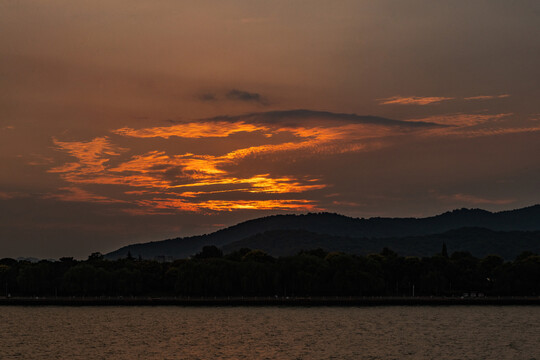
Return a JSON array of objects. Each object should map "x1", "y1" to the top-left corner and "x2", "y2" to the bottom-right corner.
[{"x1": 1, "y1": 245, "x2": 539, "y2": 297}]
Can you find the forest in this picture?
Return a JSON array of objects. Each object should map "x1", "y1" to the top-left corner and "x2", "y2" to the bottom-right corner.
[{"x1": 1, "y1": 245, "x2": 539, "y2": 298}]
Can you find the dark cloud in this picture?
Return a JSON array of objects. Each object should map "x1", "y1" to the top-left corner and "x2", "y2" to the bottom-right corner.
[
  {"x1": 205, "y1": 109, "x2": 446, "y2": 128},
  {"x1": 226, "y1": 89, "x2": 266, "y2": 104},
  {"x1": 196, "y1": 89, "x2": 266, "y2": 104},
  {"x1": 197, "y1": 93, "x2": 217, "y2": 101}
]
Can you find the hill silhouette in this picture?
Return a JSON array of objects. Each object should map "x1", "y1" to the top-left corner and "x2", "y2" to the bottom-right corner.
[
  {"x1": 222, "y1": 228, "x2": 540, "y2": 260},
  {"x1": 105, "y1": 205, "x2": 540, "y2": 260}
]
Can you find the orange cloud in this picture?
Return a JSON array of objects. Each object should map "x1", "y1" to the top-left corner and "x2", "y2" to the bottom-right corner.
[
  {"x1": 218, "y1": 124, "x2": 406, "y2": 161},
  {"x1": 409, "y1": 113, "x2": 512, "y2": 127},
  {"x1": 246, "y1": 175, "x2": 326, "y2": 194},
  {"x1": 200, "y1": 199, "x2": 317, "y2": 211},
  {"x1": 110, "y1": 151, "x2": 225, "y2": 179},
  {"x1": 379, "y1": 96, "x2": 454, "y2": 105},
  {"x1": 47, "y1": 135, "x2": 328, "y2": 212},
  {"x1": 113, "y1": 121, "x2": 269, "y2": 139},
  {"x1": 413, "y1": 113, "x2": 540, "y2": 138},
  {"x1": 49, "y1": 137, "x2": 126, "y2": 177},
  {"x1": 46, "y1": 111, "x2": 440, "y2": 213},
  {"x1": 133, "y1": 198, "x2": 318, "y2": 213},
  {"x1": 168, "y1": 175, "x2": 326, "y2": 195},
  {"x1": 49, "y1": 141, "x2": 328, "y2": 195},
  {"x1": 170, "y1": 174, "x2": 326, "y2": 194},
  {"x1": 222, "y1": 141, "x2": 311, "y2": 160}
]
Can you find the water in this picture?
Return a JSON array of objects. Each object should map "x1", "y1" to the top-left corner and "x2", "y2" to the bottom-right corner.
[{"x1": 1, "y1": 306, "x2": 539, "y2": 359}]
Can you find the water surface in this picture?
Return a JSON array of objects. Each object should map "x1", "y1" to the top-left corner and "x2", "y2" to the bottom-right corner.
[{"x1": 1, "y1": 306, "x2": 539, "y2": 359}]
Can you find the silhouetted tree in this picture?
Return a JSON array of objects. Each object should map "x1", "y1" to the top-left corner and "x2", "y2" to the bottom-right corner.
[
  {"x1": 225, "y1": 248, "x2": 251, "y2": 262},
  {"x1": 193, "y1": 245, "x2": 223, "y2": 259},
  {"x1": 2, "y1": 246, "x2": 540, "y2": 298},
  {"x1": 0, "y1": 264, "x2": 10, "y2": 296},
  {"x1": 441, "y1": 242, "x2": 449, "y2": 258},
  {"x1": 242, "y1": 250, "x2": 274, "y2": 263},
  {"x1": 87, "y1": 252, "x2": 104, "y2": 262}
]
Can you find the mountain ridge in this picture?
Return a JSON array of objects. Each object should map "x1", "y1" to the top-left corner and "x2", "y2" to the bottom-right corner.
[
  {"x1": 222, "y1": 227, "x2": 540, "y2": 260},
  {"x1": 104, "y1": 204, "x2": 540, "y2": 260}
]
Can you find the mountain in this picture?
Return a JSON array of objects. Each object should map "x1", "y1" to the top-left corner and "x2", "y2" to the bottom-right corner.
[
  {"x1": 104, "y1": 204, "x2": 540, "y2": 260},
  {"x1": 222, "y1": 228, "x2": 540, "y2": 260}
]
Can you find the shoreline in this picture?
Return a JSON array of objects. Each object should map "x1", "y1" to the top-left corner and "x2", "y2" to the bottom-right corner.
[{"x1": 1, "y1": 296, "x2": 540, "y2": 306}]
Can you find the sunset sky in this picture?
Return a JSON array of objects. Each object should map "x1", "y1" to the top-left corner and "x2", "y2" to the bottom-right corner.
[{"x1": 1, "y1": 1, "x2": 539, "y2": 258}]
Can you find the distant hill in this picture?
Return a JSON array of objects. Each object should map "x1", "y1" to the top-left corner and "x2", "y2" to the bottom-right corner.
[
  {"x1": 222, "y1": 228, "x2": 540, "y2": 260},
  {"x1": 105, "y1": 205, "x2": 540, "y2": 260}
]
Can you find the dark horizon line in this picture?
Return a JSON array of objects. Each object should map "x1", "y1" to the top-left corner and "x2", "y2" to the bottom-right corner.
[{"x1": 2, "y1": 296, "x2": 540, "y2": 307}]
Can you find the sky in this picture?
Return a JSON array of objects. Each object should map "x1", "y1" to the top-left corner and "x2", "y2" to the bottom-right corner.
[{"x1": 1, "y1": 0, "x2": 540, "y2": 259}]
